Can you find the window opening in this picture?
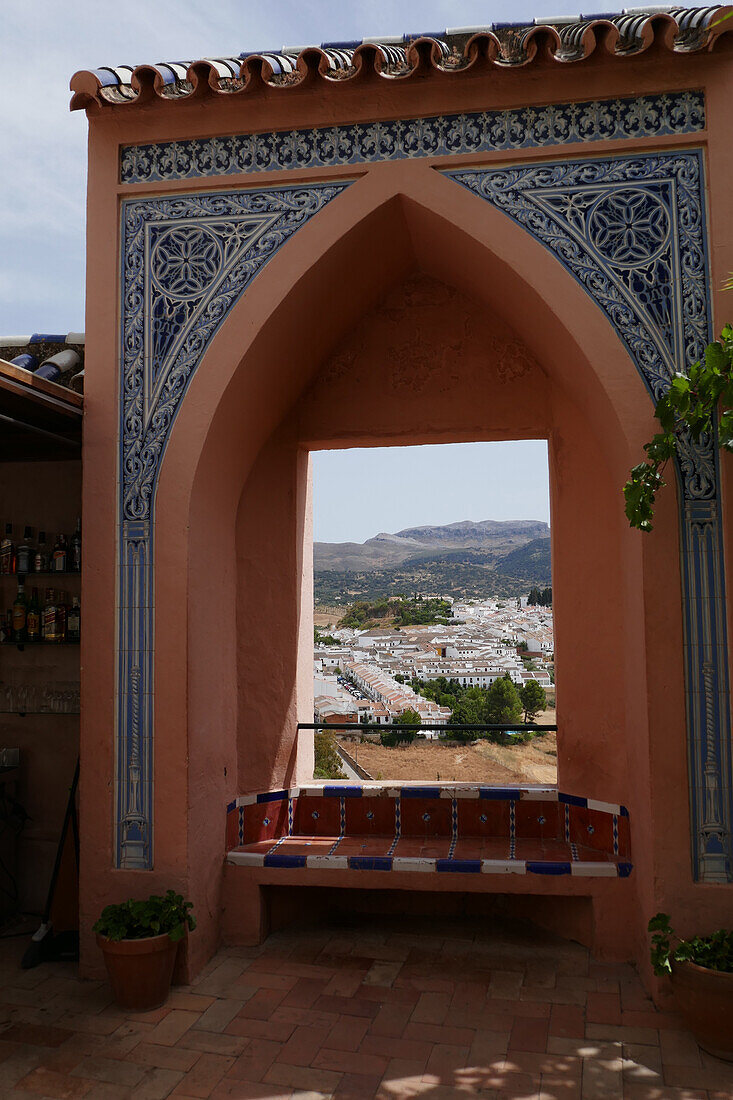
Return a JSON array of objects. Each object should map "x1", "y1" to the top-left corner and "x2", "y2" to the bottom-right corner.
[{"x1": 310, "y1": 441, "x2": 555, "y2": 785}]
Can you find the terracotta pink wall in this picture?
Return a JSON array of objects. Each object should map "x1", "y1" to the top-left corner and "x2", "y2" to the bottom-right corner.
[{"x1": 79, "y1": 44, "x2": 733, "y2": 980}]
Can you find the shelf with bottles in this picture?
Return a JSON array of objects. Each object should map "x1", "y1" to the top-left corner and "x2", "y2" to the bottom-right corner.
[
  {"x1": 1, "y1": 584, "x2": 81, "y2": 650},
  {"x1": 0, "y1": 521, "x2": 82, "y2": 577}
]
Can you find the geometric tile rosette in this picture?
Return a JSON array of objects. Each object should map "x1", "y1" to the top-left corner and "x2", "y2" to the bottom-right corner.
[
  {"x1": 117, "y1": 182, "x2": 350, "y2": 867},
  {"x1": 446, "y1": 150, "x2": 732, "y2": 882}
]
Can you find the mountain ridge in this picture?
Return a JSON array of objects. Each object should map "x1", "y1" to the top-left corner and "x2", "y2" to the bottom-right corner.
[
  {"x1": 315, "y1": 518, "x2": 550, "y2": 573},
  {"x1": 314, "y1": 520, "x2": 552, "y2": 603}
]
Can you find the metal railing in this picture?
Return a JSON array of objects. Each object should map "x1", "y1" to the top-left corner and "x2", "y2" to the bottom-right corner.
[{"x1": 298, "y1": 722, "x2": 557, "y2": 734}]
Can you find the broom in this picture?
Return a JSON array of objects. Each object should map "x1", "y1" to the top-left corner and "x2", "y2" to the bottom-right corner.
[{"x1": 21, "y1": 758, "x2": 79, "y2": 969}]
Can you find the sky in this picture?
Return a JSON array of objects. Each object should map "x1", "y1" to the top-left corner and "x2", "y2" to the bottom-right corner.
[{"x1": 312, "y1": 442, "x2": 550, "y2": 543}]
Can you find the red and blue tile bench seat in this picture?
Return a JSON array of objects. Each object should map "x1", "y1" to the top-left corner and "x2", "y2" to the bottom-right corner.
[{"x1": 226, "y1": 784, "x2": 631, "y2": 877}]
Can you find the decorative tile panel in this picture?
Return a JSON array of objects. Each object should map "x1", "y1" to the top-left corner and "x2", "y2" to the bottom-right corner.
[
  {"x1": 117, "y1": 181, "x2": 350, "y2": 868},
  {"x1": 120, "y1": 91, "x2": 705, "y2": 184},
  {"x1": 446, "y1": 150, "x2": 731, "y2": 881},
  {"x1": 226, "y1": 784, "x2": 633, "y2": 877}
]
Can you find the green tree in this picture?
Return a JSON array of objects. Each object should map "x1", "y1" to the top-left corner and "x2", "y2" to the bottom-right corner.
[
  {"x1": 450, "y1": 687, "x2": 486, "y2": 727},
  {"x1": 313, "y1": 732, "x2": 346, "y2": 779},
  {"x1": 393, "y1": 709, "x2": 420, "y2": 744},
  {"x1": 485, "y1": 674, "x2": 523, "y2": 726},
  {"x1": 520, "y1": 679, "x2": 547, "y2": 723}
]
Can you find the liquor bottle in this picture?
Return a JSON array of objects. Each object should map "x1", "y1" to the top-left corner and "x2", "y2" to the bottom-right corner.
[
  {"x1": 42, "y1": 589, "x2": 57, "y2": 642},
  {"x1": 52, "y1": 533, "x2": 68, "y2": 572},
  {"x1": 34, "y1": 532, "x2": 48, "y2": 573},
  {"x1": 26, "y1": 588, "x2": 41, "y2": 643},
  {"x1": 12, "y1": 579, "x2": 27, "y2": 643},
  {"x1": 0, "y1": 610, "x2": 11, "y2": 645},
  {"x1": 70, "y1": 518, "x2": 82, "y2": 572},
  {"x1": 0, "y1": 524, "x2": 15, "y2": 574},
  {"x1": 16, "y1": 527, "x2": 33, "y2": 574},
  {"x1": 57, "y1": 591, "x2": 68, "y2": 642},
  {"x1": 67, "y1": 596, "x2": 81, "y2": 643}
]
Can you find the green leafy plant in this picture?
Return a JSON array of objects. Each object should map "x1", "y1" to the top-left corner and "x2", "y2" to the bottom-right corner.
[
  {"x1": 625, "y1": 326, "x2": 733, "y2": 531},
  {"x1": 649, "y1": 912, "x2": 733, "y2": 976},
  {"x1": 93, "y1": 890, "x2": 196, "y2": 943}
]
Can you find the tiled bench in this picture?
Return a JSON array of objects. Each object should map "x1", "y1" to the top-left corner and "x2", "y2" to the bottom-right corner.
[{"x1": 226, "y1": 783, "x2": 631, "y2": 877}]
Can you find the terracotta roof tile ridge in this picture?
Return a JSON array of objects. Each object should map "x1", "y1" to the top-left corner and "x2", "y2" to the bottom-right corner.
[{"x1": 70, "y1": 5, "x2": 733, "y2": 112}]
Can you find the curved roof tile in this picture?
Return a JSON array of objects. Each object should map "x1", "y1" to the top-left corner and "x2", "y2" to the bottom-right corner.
[{"x1": 70, "y1": 6, "x2": 733, "y2": 111}]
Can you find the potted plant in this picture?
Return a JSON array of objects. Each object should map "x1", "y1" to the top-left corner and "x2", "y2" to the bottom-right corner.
[
  {"x1": 94, "y1": 890, "x2": 195, "y2": 1011},
  {"x1": 649, "y1": 913, "x2": 733, "y2": 1061}
]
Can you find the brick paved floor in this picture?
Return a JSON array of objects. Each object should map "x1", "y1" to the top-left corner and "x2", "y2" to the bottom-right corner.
[{"x1": 0, "y1": 915, "x2": 732, "y2": 1099}]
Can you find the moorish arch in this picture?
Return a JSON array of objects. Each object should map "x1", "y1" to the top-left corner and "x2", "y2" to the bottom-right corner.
[
  {"x1": 72, "y1": 20, "x2": 733, "y2": 971},
  {"x1": 115, "y1": 152, "x2": 717, "y2": 972}
]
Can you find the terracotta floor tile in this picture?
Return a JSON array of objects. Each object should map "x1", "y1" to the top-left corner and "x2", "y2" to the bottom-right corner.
[
  {"x1": 276, "y1": 1024, "x2": 331, "y2": 1067},
  {"x1": 620, "y1": 1043, "x2": 663, "y2": 1082},
  {"x1": 169, "y1": 1052, "x2": 235, "y2": 1097},
  {"x1": 129, "y1": 1041, "x2": 202, "y2": 1072},
  {"x1": 194, "y1": 1000, "x2": 247, "y2": 1034},
  {"x1": 212, "y1": 1080, "x2": 293, "y2": 1099},
  {"x1": 423, "y1": 1042, "x2": 471, "y2": 1079},
  {"x1": 70, "y1": 1053, "x2": 149, "y2": 1087},
  {"x1": 551, "y1": 1006, "x2": 586, "y2": 1039},
  {"x1": 623, "y1": 1084, "x2": 706, "y2": 1100},
  {"x1": 664, "y1": 1061, "x2": 733, "y2": 1092},
  {"x1": 368, "y1": 1003, "x2": 412, "y2": 1039},
  {"x1": 135, "y1": 1066, "x2": 186, "y2": 1099},
  {"x1": 587, "y1": 994, "x2": 623, "y2": 1026},
  {"x1": 178, "y1": 1031, "x2": 248, "y2": 1058},
  {"x1": 226, "y1": 1038, "x2": 280, "y2": 1083},
  {"x1": 270, "y1": 1006, "x2": 340, "y2": 1031},
  {"x1": 410, "y1": 991, "x2": 451, "y2": 1027},
  {"x1": 14, "y1": 1065, "x2": 93, "y2": 1098},
  {"x1": 0, "y1": 1024, "x2": 74, "y2": 1048},
  {"x1": 363, "y1": 1033, "x2": 434, "y2": 1068},
  {"x1": 486, "y1": 997, "x2": 551, "y2": 1019},
  {"x1": 509, "y1": 1016, "x2": 550, "y2": 1054},
  {"x1": 403, "y1": 1021, "x2": 475, "y2": 1047},
  {"x1": 224, "y1": 1015, "x2": 295, "y2": 1043},
  {"x1": 147, "y1": 1011, "x2": 201, "y2": 1048},
  {"x1": 279, "y1": 978, "x2": 330, "y2": 1009},
  {"x1": 167, "y1": 993, "x2": 217, "y2": 1013},
  {"x1": 235, "y1": 987, "x2": 288, "y2": 1021},
  {"x1": 332, "y1": 1070, "x2": 381, "y2": 1098},
  {"x1": 313, "y1": 1046, "x2": 389, "y2": 1079},
  {"x1": 322, "y1": 972, "x2": 365, "y2": 999},
  {"x1": 313, "y1": 996, "x2": 379, "y2": 1020},
  {"x1": 325, "y1": 1015, "x2": 371, "y2": 1053},
  {"x1": 263, "y1": 1060, "x2": 342, "y2": 1093},
  {"x1": 587, "y1": 1025, "x2": 659, "y2": 1047}
]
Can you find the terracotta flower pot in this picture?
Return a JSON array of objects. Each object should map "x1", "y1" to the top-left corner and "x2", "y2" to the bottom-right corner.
[
  {"x1": 671, "y1": 959, "x2": 733, "y2": 1061},
  {"x1": 96, "y1": 932, "x2": 178, "y2": 1012}
]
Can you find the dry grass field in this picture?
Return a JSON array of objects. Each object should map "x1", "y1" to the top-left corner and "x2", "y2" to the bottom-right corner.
[{"x1": 339, "y1": 731, "x2": 557, "y2": 784}]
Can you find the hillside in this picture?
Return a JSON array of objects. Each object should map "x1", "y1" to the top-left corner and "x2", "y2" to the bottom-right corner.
[
  {"x1": 313, "y1": 521, "x2": 551, "y2": 604},
  {"x1": 314, "y1": 518, "x2": 549, "y2": 572}
]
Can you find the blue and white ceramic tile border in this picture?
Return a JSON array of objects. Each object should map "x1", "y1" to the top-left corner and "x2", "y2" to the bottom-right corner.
[
  {"x1": 116, "y1": 89, "x2": 731, "y2": 881},
  {"x1": 116, "y1": 181, "x2": 351, "y2": 868},
  {"x1": 119, "y1": 91, "x2": 705, "y2": 184},
  {"x1": 445, "y1": 149, "x2": 731, "y2": 882}
]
